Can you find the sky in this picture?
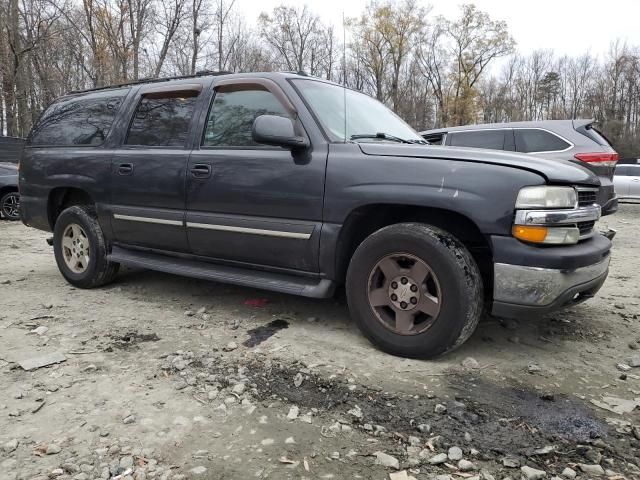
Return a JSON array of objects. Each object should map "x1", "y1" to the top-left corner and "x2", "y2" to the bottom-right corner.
[{"x1": 236, "y1": 0, "x2": 640, "y2": 58}]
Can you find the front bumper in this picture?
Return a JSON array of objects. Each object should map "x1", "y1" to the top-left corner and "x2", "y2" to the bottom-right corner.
[{"x1": 490, "y1": 234, "x2": 611, "y2": 318}]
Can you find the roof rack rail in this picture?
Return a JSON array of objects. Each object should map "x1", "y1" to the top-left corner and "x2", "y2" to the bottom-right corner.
[{"x1": 68, "y1": 71, "x2": 233, "y2": 95}]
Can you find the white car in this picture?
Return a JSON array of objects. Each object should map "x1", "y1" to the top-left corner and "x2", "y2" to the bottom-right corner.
[{"x1": 614, "y1": 164, "x2": 640, "y2": 200}]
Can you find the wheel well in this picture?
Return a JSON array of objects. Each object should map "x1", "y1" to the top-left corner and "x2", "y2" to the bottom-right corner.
[
  {"x1": 0, "y1": 186, "x2": 18, "y2": 197},
  {"x1": 48, "y1": 187, "x2": 94, "y2": 228},
  {"x1": 335, "y1": 204, "x2": 493, "y2": 297}
]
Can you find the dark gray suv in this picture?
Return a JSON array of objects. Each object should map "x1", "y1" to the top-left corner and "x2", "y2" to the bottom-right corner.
[
  {"x1": 19, "y1": 72, "x2": 613, "y2": 358},
  {"x1": 421, "y1": 120, "x2": 618, "y2": 216}
]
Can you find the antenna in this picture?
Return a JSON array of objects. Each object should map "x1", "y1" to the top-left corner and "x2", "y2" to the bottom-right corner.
[{"x1": 342, "y1": 11, "x2": 347, "y2": 143}]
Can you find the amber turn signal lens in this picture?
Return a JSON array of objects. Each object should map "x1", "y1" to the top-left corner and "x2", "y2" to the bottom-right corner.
[{"x1": 512, "y1": 225, "x2": 548, "y2": 243}]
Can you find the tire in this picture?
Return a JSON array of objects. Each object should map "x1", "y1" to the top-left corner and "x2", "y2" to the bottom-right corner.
[
  {"x1": 346, "y1": 223, "x2": 483, "y2": 359},
  {"x1": 53, "y1": 205, "x2": 119, "y2": 288},
  {"x1": 1, "y1": 191, "x2": 20, "y2": 220}
]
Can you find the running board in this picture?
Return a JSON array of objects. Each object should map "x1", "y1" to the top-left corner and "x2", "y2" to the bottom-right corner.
[{"x1": 108, "y1": 246, "x2": 335, "y2": 299}]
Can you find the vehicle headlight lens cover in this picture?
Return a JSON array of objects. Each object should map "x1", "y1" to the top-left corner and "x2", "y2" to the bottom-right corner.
[{"x1": 515, "y1": 186, "x2": 577, "y2": 209}]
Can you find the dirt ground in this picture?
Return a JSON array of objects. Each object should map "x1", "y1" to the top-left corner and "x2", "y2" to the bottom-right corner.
[{"x1": 1, "y1": 205, "x2": 639, "y2": 480}]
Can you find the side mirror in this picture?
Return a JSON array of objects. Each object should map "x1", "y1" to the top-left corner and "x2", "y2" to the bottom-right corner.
[{"x1": 252, "y1": 115, "x2": 309, "y2": 149}]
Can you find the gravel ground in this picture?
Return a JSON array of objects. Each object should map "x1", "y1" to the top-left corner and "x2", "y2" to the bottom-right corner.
[{"x1": 1, "y1": 205, "x2": 639, "y2": 480}]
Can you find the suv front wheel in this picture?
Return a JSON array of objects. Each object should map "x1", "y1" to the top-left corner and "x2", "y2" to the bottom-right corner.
[
  {"x1": 346, "y1": 223, "x2": 483, "y2": 359},
  {"x1": 53, "y1": 205, "x2": 119, "y2": 288}
]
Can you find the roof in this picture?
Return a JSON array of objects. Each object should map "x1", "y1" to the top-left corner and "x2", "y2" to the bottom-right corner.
[
  {"x1": 68, "y1": 71, "x2": 313, "y2": 95},
  {"x1": 420, "y1": 119, "x2": 594, "y2": 135}
]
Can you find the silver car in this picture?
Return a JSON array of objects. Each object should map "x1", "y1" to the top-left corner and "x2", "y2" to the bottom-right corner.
[
  {"x1": 614, "y1": 164, "x2": 640, "y2": 201},
  {"x1": 421, "y1": 120, "x2": 619, "y2": 216}
]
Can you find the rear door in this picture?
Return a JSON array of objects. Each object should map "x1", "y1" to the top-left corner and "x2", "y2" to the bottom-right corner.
[
  {"x1": 185, "y1": 78, "x2": 326, "y2": 272},
  {"x1": 613, "y1": 166, "x2": 630, "y2": 198},
  {"x1": 627, "y1": 165, "x2": 640, "y2": 198},
  {"x1": 108, "y1": 83, "x2": 205, "y2": 252}
]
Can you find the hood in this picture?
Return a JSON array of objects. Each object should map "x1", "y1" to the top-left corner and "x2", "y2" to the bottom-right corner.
[{"x1": 358, "y1": 144, "x2": 600, "y2": 186}]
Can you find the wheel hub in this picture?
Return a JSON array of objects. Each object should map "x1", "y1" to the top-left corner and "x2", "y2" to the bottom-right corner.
[
  {"x1": 388, "y1": 275, "x2": 420, "y2": 310},
  {"x1": 61, "y1": 223, "x2": 90, "y2": 274}
]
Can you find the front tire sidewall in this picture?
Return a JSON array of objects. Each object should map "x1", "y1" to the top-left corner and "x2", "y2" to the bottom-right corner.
[
  {"x1": 53, "y1": 207, "x2": 112, "y2": 288},
  {"x1": 346, "y1": 224, "x2": 482, "y2": 359}
]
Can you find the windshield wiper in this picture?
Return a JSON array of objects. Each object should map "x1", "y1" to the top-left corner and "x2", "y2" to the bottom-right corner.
[{"x1": 350, "y1": 132, "x2": 413, "y2": 144}]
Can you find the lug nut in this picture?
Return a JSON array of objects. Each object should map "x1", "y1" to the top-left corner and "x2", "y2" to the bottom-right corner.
[
  {"x1": 410, "y1": 284, "x2": 418, "y2": 292},
  {"x1": 401, "y1": 277, "x2": 408, "y2": 284},
  {"x1": 391, "y1": 281, "x2": 398, "y2": 289},
  {"x1": 391, "y1": 294, "x2": 398, "y2": 301},
  {"x1": 410, "y1": 297, "x2": 417, "y2": 304},
  {"x1": 400, "y1": 301, "x2": 408, "y2": 309}
]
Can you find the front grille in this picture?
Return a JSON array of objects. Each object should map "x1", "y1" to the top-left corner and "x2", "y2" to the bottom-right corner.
[
  {"x1": 578, "y1": 190, "x2": 598, "y2": 207},
  {"x1": 577, "y1": 220, "x2": 596, "y2": 237}
]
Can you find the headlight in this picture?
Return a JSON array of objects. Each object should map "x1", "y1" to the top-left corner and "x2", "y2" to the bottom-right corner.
[{"x1": 515, "y1": 186, "x2": 577, "y2": 209}]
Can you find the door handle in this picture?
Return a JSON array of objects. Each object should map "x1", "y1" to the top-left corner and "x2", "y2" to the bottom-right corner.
[
  {"x1": 117, "y1": 163, "x2": 133, "y2": 175},
  {"x1": 190, "y1": 164, "x2": 212, "y2": 179}
]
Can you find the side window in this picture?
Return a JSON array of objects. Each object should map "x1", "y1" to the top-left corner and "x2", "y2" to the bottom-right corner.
[
  {"x1": 628, "y1": 166, "x2": 640, "y2": 177},
  {"x1": 448, "y1": 130, "x2": 506, "y2": 150},
  {"x1": 515, "y1": 129, "x2": 571, "y2": 153},
  {"x1": 203, "y1": 85, "x2": 291, "y2": 147},
  {"x1": 423, "y1": 133, "x2": 444, "y2": 145},
  {"x1": 29, "y1": 89, "x2": 128, "y2": 146},
  {"x1": 615, "y1": 166, "x2": 629, "y2": 176},
  {"x1": 126, "y1": 91, "x2": 199, "y2": 147}
]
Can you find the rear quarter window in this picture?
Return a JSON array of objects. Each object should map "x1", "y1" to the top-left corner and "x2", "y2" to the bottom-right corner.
[
  {"x1": 582, "y1": 125, "x2": 613, "y2": 147},
  {"x1": 515, "y1": 129, "x2": 571, "y2": 153},
  {"x1": 29, "y1": 89, "x2": 128, "y2": 146}
]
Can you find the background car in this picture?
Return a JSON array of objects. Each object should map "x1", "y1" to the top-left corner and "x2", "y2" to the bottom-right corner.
[
  {"x1": 420, "y1": 120, "x2": 619, "y2": 215},
  {"x1": 0, "y1": 162, "x2": 20, "y2": 220},
  {"x1": 0, "y1": 137, "x2": 23, "y2": 221},
  {"x1": 614, "y1": 163, "x2": 640, "y2": 201}
]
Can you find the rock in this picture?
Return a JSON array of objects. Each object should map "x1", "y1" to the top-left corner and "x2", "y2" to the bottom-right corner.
[
  {"x1": 389, "y1": 472, "x2": 417, "y2": 480},
  {"x1": 196, "y1": 307, "x2": 206, "y2": 314},
  {"x1": 407, "y1": 436, "x2": 421, "y2": 447},
  {"x1": 448, "y1": 446, "x2": 463, "y2": 461},
  {"x1": 464, "y1": 432, "x2": 472, "y2": 442},
  {"x1": 293, "y1": 372, "x2": 304, "y2": 387},
  {"x1": 632, "y1": 425, "x2": 640, "y2": 440},
  {"x1": 428, "y1": 453, "x2": 448, "y2": 465},
  {"x1": 533, "y1": 445, "x2": 555, "y2": 455},
  {"x1": 46, "y1": 443, "x2": 61, "y2": 455},
  {"x1": 616, "y1": 363, "x2": 631, "y2": 372},
  {"x1": 434, "y1": 403, "x2": 447, "y2": 414},
  {"x1": 31, "y1": 326, "x2": 49, "y2": 336},
  {"x1": 119, "y1": 456, "x2": 134, "y2": 468},
  {"x1": 520, "y1": 465, "x2": 546, "y2": 480},
  {"x1": 286, "y1": 406, "x2": 299, "y2": 420},
  {"x1": 374, "y1": 451, "x2": 400, "y2": 469},
  {"x1": 502, "y1": 456, "x2": 520, "y2": 468},
  {"x1": 348, "y1": 405, "x2": 363, "y2": 419},
  {"x1": 231, "y1": 383, "x2": 246, "y2": 395},
  {"x1": 462, "y1": 357, "x2": 479, "y2": 369},
  {"x1": 561, "y1": 467, "x2": 576, "y2": 479},
  {"x1": 629, "y1": 354, "x2": 640, "y2": 367},
  {"x1": 577, "y1": 464, "x2": 605, "y2": 476},
  {"x1": 50, "y1": 469, "x2": 64, "y2": 478},
  {"x1": 184, "y1": 310, "x2": 194, "y2": 316},
  {"x1": 123, "y1": 414, "x2": 136, "y2": 424},
  {"x1": 261, "y1": 438, "x2": 274, "y2": 446},
  {"x1": 190, "y1": 466, "x2": 207, "y2": 475},
  {"x1": 528, "y1": 363, "x2": 541, "y2": 373},
  {"x1": 2, "y1": 439, "x2": 18, "y2": 453},
  {"x1": 223, "y1": 341, "x2": 238, "y2": 352},
  {"x1": 285, "y1": 437, "x2": 295, "y2": 444},
  {"x1": 416, "y1": 424, "x2": 431, "y2": 433},
  {"x1": 458, "y1": 459, "x2": 475, "y2": 471},
  {"x1": 583, "y1": 449, "x2": 602, "y2": 464}
]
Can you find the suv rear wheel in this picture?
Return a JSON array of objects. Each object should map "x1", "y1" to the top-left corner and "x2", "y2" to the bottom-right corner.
[
  {"x1": 346, "y1": 223, "x2": 483, "y2": 359},
  {"x1": 53, "y1": 205, "x2": 119, "y2": 288}
]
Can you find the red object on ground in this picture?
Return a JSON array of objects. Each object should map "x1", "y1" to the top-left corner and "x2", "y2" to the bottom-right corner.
[{"x1": 244, "y1": 298, "x2": 269, "y2": 307}]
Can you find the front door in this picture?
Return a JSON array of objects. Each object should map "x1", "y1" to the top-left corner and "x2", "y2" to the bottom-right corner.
[
  {"x1": 109, "y1": 83, "x2": 204, "y2": 252},
  {"x1": 185, "y1": 79, "x2": 326, "y2": 272}
]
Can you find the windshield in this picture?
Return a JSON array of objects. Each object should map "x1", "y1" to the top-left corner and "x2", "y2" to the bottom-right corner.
[{"x1": 292, "y1": 79, "x2": 424, "y2": 143}]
